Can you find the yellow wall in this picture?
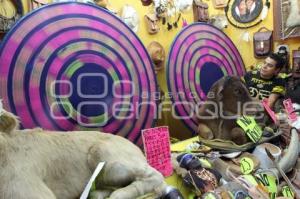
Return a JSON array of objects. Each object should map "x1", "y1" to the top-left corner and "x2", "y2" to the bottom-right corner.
[{"x1": 20, "y1": 0, "x2": 300, "y2": 139}]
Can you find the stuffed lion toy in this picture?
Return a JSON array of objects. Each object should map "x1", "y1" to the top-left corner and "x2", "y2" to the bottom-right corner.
[{"x1": 0, "y1": 102, "x2": 168, "y2": 199}]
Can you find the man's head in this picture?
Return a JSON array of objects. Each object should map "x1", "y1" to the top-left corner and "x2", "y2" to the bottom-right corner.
[{"x1": 260, "y1": 53, "x2": 285, "y2": 79}]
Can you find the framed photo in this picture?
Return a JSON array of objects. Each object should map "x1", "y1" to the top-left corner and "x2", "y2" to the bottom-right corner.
[
  {"x1": 293, "y1": 49, "x2": 300, "y2": 71},
  {"x1": 273, "y1": 0, "x2": 300, "y2": 40},
  {"x1": 231, "y1": 0, "x2": 263, "y2": 23}
]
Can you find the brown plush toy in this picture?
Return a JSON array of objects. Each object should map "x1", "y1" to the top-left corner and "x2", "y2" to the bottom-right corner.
[{"x1": 197, "y1": 76, "x2": 262, "y2": 145}]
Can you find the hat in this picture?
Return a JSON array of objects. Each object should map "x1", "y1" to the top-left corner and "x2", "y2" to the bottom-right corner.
[
  {"x1": 147, "y1": 41, "x2": 165, "y2": 72},
  {"x1": 94, "y1": 0, "x2": 108, "y2": 8},
  {"x1": 141, "y1": 0, "x2": 153, "y2": 6},
  {"x1": 120, "y1": 5, "x2": 139, "y2": 33}
]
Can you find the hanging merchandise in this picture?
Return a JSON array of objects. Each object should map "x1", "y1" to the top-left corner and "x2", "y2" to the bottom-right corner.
[
  {"x1": 30, "y1": 0, "x2": 50, "y2": 10},
  {"x1": 193, "y1": 0, "x2": 209, "y2": 22},
  {"x1": 120, "y1": 5, "x2": 139, "y2": 33},
  {"x1": 141, "y1": 0, "x2": 153, "y2": 6},
  {"x1": 209, "y1": 14, "x2": 228, "y2": 30},
  {"x1": 286, "y1": 0, "x2": 300, "y2": 28},
  {"x1": 153, "y1": 0, "x2": 181, "y2": 31},
  {"x1": 144, "y1": 13, "x2": 160, "y2": 34},
  {"x1": 93, "y1": 0, "x2": 108, "y2": 8},
  {"x1": 153, "y1": 0, "x2": 168, "y2": 18},
  {"x1": 174, "y1": 0, "x2": 193, "y2": 13},
  {"x1": 241, "y1": 31, "x2": 251, "y2": 42},
  {"x1": 212, "y1": 0, "x2": 228, "y2": 9},
  {"x1": 182, "y1": 17, "x2": 188, "y2": 27},
  {"x1": 225, "y1": 0, "x2": 270, "y2": 29},
  {"x1": 275, "y1": 45, "x2": 290, "y2": 73},
  {"x1": 147, "y1": 41, "x2": 165, "y2": 72},
  {"x1": 253, "y1": 27, "x2": 273, "y2": 58},
  {"x1": 273, "y1": 0, "x2": 300, "y2": 40},
  {"x1": 166, "y1": 13, "x2": 181, "y2": 30},
  {"x1": 53, "y1": 0, "x2": 95, "y2": 2},
  {"x1": 293, "y1": 48, "x2": 300, "y2": 73},
  {"x1": 0, "y1": 0, "x2": 22, "y2": 33}
]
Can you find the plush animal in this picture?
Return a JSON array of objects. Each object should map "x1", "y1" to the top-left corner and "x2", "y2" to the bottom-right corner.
[
  {"x1": 0, "y1": 105, "x2": 169, "y2": 199},
  {"x1": 197, "y1": 76, "x2": 262, "y2": 145}
]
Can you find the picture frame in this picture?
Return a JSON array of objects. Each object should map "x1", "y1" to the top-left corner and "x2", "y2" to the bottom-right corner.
[
  {"x1": 293, "y1": 48, "x2": 300, "y2": 71},
  {"x1": 273, "y1": 0, "x2": 300, "y2": 40},
  {"x1": 231, "y1": 0, "x2": 263, "y2": 23}
]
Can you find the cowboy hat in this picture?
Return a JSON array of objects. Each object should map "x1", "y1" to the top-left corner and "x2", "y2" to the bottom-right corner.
[
  {"x1": 147, "y1": 41, "x2": 165, "y2": 72},
  {"x1": 94, "y1": 0, "x2": 108, "y2": 8}
]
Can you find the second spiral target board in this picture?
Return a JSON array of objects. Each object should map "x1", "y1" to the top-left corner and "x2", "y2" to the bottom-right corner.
[
  {"x1": 167, "y1": 23, "x2": 246, "y2": 134},
  {"x1": 0, "y1": 3, "x2": 158, "y2": 145}
]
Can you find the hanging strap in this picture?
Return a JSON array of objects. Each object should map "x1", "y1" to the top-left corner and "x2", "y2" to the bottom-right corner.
[{"x1": 257, "y1": 27, "x2": 271, "y2": 32}]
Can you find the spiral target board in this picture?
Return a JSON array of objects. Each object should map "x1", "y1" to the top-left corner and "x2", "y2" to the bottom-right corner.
[
  {"x1": 167, "y1": 23, "x2": 245, "y2": 134},
  {"x1": 0, "y1": 2, "x2": 158, "y2": 145}
]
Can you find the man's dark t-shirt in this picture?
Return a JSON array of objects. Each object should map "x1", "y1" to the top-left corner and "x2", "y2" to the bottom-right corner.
[{"x1": 243, "y1": 71, "x2": 285, "y2": 100}]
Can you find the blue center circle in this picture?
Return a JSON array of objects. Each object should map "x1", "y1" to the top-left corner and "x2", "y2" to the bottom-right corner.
[
  {"x1": 69, "y1": 63, "x2": 114, "y2": 117},
  {"x1": 200, "y1": 62, "x2": 224, "y2": 95}
]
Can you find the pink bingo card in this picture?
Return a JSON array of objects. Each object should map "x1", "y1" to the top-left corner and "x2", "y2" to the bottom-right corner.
[
  {"x1": 142, "y1": 126, "x2": 173, "y2": 177},
  {"x1": 283, "y1": 98, "x2": 298, "y2": 123},
  {"x1": 262, "y1": 98, "x2": 277, "y2": 123}
]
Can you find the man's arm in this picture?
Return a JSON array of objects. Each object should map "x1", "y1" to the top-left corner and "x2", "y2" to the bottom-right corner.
[
  {"x1": 267, "y1": 93, "x2": 280, "y2": 109},
  {"x1": 268, "y1": 77, "x2": 286, "y2": 109}
]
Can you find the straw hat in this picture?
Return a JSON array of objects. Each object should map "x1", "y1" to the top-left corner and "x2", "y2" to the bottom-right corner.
[
  {"x1": 94, "y1": 0, "x2": 108, "y2": 8},
  {"x1": 147, "y1": 41, "x2": 165, "y2": 72}
]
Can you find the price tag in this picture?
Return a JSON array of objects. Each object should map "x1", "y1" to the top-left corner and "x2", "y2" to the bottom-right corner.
[
  {"x1": 282, "y1": 186, "x2": 294, "y2": 198},
  {"x1": 240, "y1": 157, "x2": 254, "y2": 174},
  {"x1": 142, "y1": 126, "x2": 173, "y2": 177},
  {"x1": 237, "y1": 116, "x2": 262, "y2": 143},
  {"x1": 255, "y1": 173, "x2": 277, "y2": 199}
]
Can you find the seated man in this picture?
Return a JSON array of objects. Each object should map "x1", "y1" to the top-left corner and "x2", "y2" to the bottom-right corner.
[{"x1": 242, "y1": 53, "x2": 286, "y2": 110}]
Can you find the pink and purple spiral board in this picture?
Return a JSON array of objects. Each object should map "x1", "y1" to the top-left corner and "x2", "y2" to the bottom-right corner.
[
  {"x1": 0, "y1": 2, "x2": 158, "y2": 145},
  {"x1": 167, "y1": 23, "x2": 245, "y2": 134}
]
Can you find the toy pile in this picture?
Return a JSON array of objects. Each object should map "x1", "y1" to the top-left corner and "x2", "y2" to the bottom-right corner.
[{"x1": 172, "y1": 123, "x2": 300, "y2": 199}]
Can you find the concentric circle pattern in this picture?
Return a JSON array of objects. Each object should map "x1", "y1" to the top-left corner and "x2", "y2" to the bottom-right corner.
[
  {"x1": 167, "y1": 23, "x2": 246, "y2": 134},
  {"x1": 0, "y1": 2, "x2": 158, "y2": 145}
]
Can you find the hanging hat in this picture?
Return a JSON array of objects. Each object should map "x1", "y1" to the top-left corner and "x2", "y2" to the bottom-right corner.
[
  {"x1": 120, "y1": 5, "x2": 139, "y2": 33},
  {"x1": 147, "y1": 41, "x2": 165, "y2": 72},
  {"x1": 94, "y1": 0, "x2": 109, "y2": 8},
  {"x1": 141, "y1": 0, "x2": 153, "y2": 6}
]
